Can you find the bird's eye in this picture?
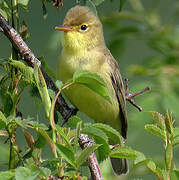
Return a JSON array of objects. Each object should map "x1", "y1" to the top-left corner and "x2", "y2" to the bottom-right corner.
[{"x1": 80, "y1": 25, "x2": 88, "y2": 31}]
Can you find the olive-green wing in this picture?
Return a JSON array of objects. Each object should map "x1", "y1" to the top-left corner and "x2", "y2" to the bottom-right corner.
[{"x1": 106, "y1": 51, "x2": 128, "y2": 139}]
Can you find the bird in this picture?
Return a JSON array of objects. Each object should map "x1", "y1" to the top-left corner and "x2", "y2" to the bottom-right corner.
[{"x1": 56, "y1": 5, "x2": 128, "y2": 175}]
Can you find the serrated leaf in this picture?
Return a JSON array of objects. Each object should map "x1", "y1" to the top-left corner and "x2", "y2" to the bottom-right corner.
[
  {"x1": 81, "y1": 126, "x2": 108, "y2": 141},
  {"x1": 0, "y1": 170, "x2": 15, "y2": 180},
  {"x1": 9, "y1": 60, "x2": 34, "y2": 84},
  {"x1": 92, "y1": 123, "x2": 123, "y2": 144},
  {"x1": 164, "y1": 110, "x2": 173, "y2": 135},
  {"x1": 76, "y1": 144, "x2": 100, "y2": 168},
  {"x1": 73, "y1": 71, "x2": 111, "y2": 103},
  {"x1": 147, "y1": 111, "x2": 165, "y2": 130},
  {"x1": 81, "y1": 126, "x2": 110, "y2": 161},
  {"x1": 30, "y1": 164, "x2": 51, "y2": 178},
  {"x1": 55, "y1": 125, "x2": 73, "y2": 151},
  {"x1": 67, "y1": 116, "x2": 82, "y2": 129},
  {"x1": 146, "y1": 160, "x2": 156, "y2": 172},
  {"x1": 134, "y1": 153, "x2": 147, "y2": 165},
  {"x1": 110, "y1": 146, "x2": 140, "y2": 159},
  {"x1": 15, "y1": 167, "x2": 38, "y2": 180},
  {"x1": 56, "y1": 144, "x2": 76, "y2": 168},
  {"x1": 145, "y1": 124, "x2": 166, "y2": 141},
  {"x1": 94, "y1": 136, "x2": 110, "y2": 162},
  {"x1": 0, "y1": 111, "x2": 6, "y2": 122}
]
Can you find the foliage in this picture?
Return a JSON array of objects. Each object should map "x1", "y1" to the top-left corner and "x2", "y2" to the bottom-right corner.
[{"x1": 0, "y1": 0, "x2": 179, "y2": 180}]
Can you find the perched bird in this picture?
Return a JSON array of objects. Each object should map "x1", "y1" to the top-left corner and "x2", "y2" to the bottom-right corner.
[{"x1": 56, "y1": 5, "x2": 128, "y2": 175}]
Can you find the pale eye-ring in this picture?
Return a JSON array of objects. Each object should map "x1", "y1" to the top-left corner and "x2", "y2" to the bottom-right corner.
[{"x1": 80, "y1": 24, "x2": 88, "y2": 31}]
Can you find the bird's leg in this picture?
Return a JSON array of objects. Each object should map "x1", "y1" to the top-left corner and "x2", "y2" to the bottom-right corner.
[{"x1": 125, "y1": 79, "x2": 150, "y2": 112}]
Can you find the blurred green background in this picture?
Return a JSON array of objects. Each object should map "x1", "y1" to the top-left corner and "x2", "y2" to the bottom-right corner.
[{"x1": 0, "y1": 0, "x2": 179, "y2": 179}]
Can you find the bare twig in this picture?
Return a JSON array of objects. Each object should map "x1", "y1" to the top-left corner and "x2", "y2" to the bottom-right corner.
[
  {"x1": 79, "y1": 134, "x2": 103, "y2": 180},
  {"x1": 125, "y1": 78, "x2": 150, "y2": 111}
]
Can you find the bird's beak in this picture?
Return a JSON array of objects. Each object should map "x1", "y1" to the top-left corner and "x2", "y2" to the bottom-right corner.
[{"x1": 55, "y1": 25, "x2": 73, "y2": 32}]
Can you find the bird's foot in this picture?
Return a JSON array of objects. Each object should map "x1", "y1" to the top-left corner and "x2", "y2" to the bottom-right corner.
[{"x1": 125, "y1": 79, "x2": 150, "y2": 112}]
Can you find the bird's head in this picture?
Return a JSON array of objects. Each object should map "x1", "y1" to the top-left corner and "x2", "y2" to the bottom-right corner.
[{"x1": 55, "y1": 6, "x2": 105, "y2": 51}]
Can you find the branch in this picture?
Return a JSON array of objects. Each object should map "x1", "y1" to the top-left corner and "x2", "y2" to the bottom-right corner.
[
  {"x1": 0, "y1": 13, "x2": 77, "y2": 121},
  {"x1": 0, "y1": 13, "x2": 101, "y2": 180},
  {"x1": 79, "y1": 134, "x2": 103, "y2": 180},
  {"x1": 125, "y1": 78, "x2": 150, "y2": 111}
]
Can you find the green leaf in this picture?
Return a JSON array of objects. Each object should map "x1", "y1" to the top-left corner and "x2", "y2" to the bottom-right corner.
[
  {"x1": 34, "y1": 64, "x2": 51, "y2": 118},
  {"x1": 30, "y1": 164, "x2": 51, "y2": 178},
  {"x1": 0, "y1": 170, "x2": 15, "y2": 180},
  {"x1": 0, "y1": 111, "x2": 6, "y2": 122},
  {"x1": 9, "y1": 60, "x2": 34, "y2": 84},
  {"x1": 94, "y1": 136, "x2": 110, "y2": 162},
  {"x1": 40, "y1": 56, "x2": 56, "y2": 79},
  {"x1": 145, "y1": 124, "x2": 166, "y2": 141},
  {"x1": 27, "y1": 121, "x2": 48, "y2": 130},
  {"x1": 110, "y1": 146, "x2": 140, "y2": 160},
  {"x1": 76, "y1": 144, "x2": 100, "y2": 168},
  {"x1": 67, "y1": 115, "x2": 82, "y2": 129},
  {"x1": 165, "y1": 143, "x2": 173, "y2": 170},
  {"x1": 134, "y1": 153, "x2": 147, "y2": 165},
  {"x1": 55, "y1": 125, "x2": 73, "y2": 151},
  {"x1": 81, "y1": 126, "x2": 110, "y2": 161},
  {"x1": 55, "y1": 144, "x2": 76, "y2": 168},
  {"x1": 55, "y1": 80, "x2": 63, "y2": 90},
  {"x1": 18, "y1": 0, "x2": 30, "y2": 6},
  {"x1": 147, "y1": 111, "x2": 165, "y2": 130},
  {"x1": 15, "y1": 117, "x2": 26, "y2": 129},
  {"x1": 48, "y1": 89, "x2": 56, "y2": 100},
  {"x1": 73, "y1": 71, "x2": 111, "y2": 103},
  {"x1": 34, "y1": 133, "x2": 46, "y2": 148},
  {"x1": 146, "y1": 160, "x2": 156, "y2": 172},
  {"x1": 0, "y1": 8, "x2": 8, "y2": 20},
  {"x1": 15, "y1": 167, "x2": 38, "y2": 180},
  {"x1": 81, "y1": 126, "x2": 108, "y2": 142},
  {"x1": 92, "y1": 123, "x2": 123, "y2": 144},
  {"x1": 164, "y1": 110, "x2": 173, "y2": 135}
]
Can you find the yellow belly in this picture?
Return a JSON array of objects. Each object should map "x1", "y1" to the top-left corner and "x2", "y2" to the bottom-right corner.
[
  {"x1": 63, "y1": 83, "x2": 121, "y2": 130},
  {"x1": 57, "y1": 50, "x2": 122, "y2": 131}
]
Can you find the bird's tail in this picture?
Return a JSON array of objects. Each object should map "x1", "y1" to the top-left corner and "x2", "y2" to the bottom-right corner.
[{"x1": 110, "y1": 158, "x2": 128, "y2": 175}]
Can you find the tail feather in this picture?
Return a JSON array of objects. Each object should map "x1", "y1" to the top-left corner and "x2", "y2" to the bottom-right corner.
[{"x1": 110, "y1": 158, "x2": 128, "y2": 175}]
